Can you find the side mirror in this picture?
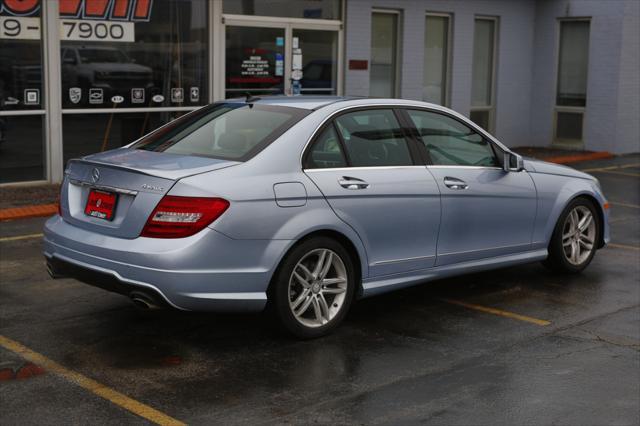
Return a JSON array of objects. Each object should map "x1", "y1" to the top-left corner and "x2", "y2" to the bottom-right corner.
[{"x1": 503, "y1": 152, "x2": 524, "y2": 172}]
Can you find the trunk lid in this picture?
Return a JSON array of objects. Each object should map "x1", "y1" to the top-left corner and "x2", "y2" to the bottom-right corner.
[{"x1": 60, "y1": 148, "x2": 239, "y2": 239}]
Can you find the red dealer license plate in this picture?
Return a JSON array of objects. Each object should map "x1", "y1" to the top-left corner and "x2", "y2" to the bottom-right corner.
[{"x1": 84, "y1": 189, "x2": 117, "y2": 221}]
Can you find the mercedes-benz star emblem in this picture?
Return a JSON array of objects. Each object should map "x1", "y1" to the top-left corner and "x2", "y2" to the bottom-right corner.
[{"x1": 91, "y1": 168, "x2": 100, "y2": 183}]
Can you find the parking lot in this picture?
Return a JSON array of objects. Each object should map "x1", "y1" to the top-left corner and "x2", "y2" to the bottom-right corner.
[{"x1": 1, "y1": 155, "x2": 638, "y2": 425}]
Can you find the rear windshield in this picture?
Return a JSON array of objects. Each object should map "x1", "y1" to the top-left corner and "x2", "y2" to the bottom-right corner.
[{"x1": 133, "y1": 103, "x2": 309, "y2": 161}]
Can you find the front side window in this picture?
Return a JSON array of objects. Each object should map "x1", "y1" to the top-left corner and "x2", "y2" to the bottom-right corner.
[
  {"x1": 134, "y1": 104, "x2": 308, "y2": 160},
  {"x1": 407, "y1": 109, "x2": 498, "y2": 167},
  {"x1": 334, "y1": 109, "x2": 413, "y2": 167}
]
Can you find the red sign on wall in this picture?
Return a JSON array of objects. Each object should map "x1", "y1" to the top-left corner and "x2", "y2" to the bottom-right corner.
[
  {"x1": 349, "y1": 60, "x2": 369, "y2": 70},
  {"x1": 0, "y1": 0, "x2": 153, "y2": 21}
]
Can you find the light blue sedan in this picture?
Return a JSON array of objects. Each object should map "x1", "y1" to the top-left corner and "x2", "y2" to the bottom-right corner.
[{"x1": 44, "y1": 97, "x2": 609, "y2": 338}]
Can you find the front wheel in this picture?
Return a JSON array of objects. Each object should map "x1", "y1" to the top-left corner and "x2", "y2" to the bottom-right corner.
[
  {"x1": 543, "y1": 198, "x2": 600, "y2": 273},
  {"x1": 271, "y1": 237, "x2": 356, "y2": 339}
]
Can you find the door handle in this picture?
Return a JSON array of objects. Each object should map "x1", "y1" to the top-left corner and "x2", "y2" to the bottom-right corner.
[
  {"x1": 338, "y1": 176, "x2": 369, "y2": 190},
  {"x1": 444, "y1": 177, "x2": 468, "y2": 190}
]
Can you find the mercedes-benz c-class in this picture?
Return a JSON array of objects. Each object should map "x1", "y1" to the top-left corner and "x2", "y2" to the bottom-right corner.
[{"x1": 44, "y1": 97, "x2": 609, "y2": 338}]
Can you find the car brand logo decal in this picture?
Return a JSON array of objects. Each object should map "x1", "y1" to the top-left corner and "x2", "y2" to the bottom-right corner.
[
  {"x1": 171, "y1": 88, "x2": 184, "y2": 103},
  {"x1": 131, "y1": 88, "x2": 145, "y2": 104},
  {"x1": 91, "y1": 168, "x2": 100, "y2": 183},
  {"x1": 24, "y1": 89, "x2": 40, "y2": 105},
  {"x1": 111, "y1": 95, "x2": 124, "y2": 104},
  {"x1": 152, "y1": 94, "x2": 165, "y2": 103},
  {"x1": 69, "y1": 87, "x2": 82, "y2": 104},
  {"x1": 89, "y1": 88, "x2": 103, "y2": 104},
  {"x1": 189, "y1": 87, "x2": 199, "y2": 102}
]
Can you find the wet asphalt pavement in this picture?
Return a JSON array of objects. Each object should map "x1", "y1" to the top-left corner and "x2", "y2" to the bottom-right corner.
[{"x1": 1, "y1": 155, "x2": 638, "y2": 425}]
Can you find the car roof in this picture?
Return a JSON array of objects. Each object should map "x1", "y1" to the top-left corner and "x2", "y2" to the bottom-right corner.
[
  {"x1": 222, "y1": 95, "x2": 446, "y2": 111},
  {"x1": 223, "y1": 95, "x2": 356, "y2": 110}
]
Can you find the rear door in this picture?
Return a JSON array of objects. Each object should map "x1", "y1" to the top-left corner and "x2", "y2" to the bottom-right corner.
[
  {"x1": 402, "y1": 108, "x2": 537, "y2": 266},
  {"x1": 303, "y1": 108, "x2": 441, "y2": 277}
]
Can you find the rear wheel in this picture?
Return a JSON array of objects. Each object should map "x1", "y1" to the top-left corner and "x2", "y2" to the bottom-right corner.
[
  {"x1": 271, "y1": 237, "x2": 356, "y2": 339},
  {"x1": 544, "y1": 198, "x2": 600, "y2": 273}
]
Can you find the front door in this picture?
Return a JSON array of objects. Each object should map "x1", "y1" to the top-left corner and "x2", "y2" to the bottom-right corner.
[
  {"x1": 304, "y1": 108, "x2": 441, "y2": 277},
  {"x1": 403, "y1": 108, "x2": 537, "y2": 266}
]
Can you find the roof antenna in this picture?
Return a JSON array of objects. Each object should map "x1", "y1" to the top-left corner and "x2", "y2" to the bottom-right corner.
[{"x1": 244, "y1": 92, "x2": 261, "y2": 106}]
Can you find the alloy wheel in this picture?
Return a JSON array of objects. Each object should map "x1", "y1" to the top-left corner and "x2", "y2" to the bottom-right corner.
[
  {"x1": 288, "y1": 248, "x2": 348, "y2": 328},
  {"x1": 562, "y1": 205, "x2": 596, "y2": 266}
]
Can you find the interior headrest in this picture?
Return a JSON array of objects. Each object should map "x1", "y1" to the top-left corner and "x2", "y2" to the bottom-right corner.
[{"x1": 218, "y1": 133, "x2": 248, "y2": 151}]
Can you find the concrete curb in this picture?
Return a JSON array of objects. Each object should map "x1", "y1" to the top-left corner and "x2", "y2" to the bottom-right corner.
[
  {"x1": 543, "y1": 151, "x2": 614, "y2": 164},
  {"x1": 0, "y1": 204, "x2": 58, "y2": 221}
]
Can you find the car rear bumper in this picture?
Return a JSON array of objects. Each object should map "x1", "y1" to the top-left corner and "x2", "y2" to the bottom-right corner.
[{"x1": 43, "y1": 215, "x2": 292, "y2": 312}]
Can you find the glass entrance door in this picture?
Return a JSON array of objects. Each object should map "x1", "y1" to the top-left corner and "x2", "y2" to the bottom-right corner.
[
  {"x1": 225, "y1": 26, "x2": 286, "y2": 98},
  {"x1": 293, "y1": 29, "x2": 338, "y2": 95},
  {"x1": 223, "y1": 17, "x2": 341, "y2": 99}
]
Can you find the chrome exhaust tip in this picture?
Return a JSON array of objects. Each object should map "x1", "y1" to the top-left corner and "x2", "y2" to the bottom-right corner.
[
  {"x1": 46, "y1": 261, "x2": 65, "y2": 279},
  {"x1": 130, "y1": 291, "x2": 162, "y2": 310}
]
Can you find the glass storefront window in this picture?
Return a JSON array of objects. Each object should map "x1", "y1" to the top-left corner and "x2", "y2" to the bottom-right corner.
[
  {"x1": 423, "y1": 15, "x2": 450, "y2": 105},
  {"x1": 557, "y1": 21, "x2": 590, "y2": 107},
  {"x1": 554, "y1": 20, "x2": 590, "y2": 144},
  {"x1": 0, "y1": 5, "x2": 43, "y2": 111},
  {"x1": 471, "y1": 18, "x2": 496, "y2": 108},
  {"x1": 1, "y1": 3, "x2": 45, "y2": 183},
  {"x1": 59, "y1": 0, "x2": 209, "y2": 109},
  {"x1": 370, "y1": 11, "x2": 400, "y2": 98},
  {"x1": 0, "y1": 115, "x2": 45, "y2": 183},
  {"x1": 62, "y1": 111, "x2": 186, "y2": 165},
  {"x1": 224, "y1": 0, "x2": 341, "y2": 20},
  {"x1": 470, "y1": 17, "x2": 498, "y2": 132}
]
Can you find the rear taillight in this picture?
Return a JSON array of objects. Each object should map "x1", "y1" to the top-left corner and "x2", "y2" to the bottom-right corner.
[{"x1": 140, "y1": 196, "x2": 229, "y2": 239}]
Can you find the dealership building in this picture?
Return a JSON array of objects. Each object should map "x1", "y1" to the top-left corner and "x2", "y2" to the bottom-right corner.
[{"x1": 0, "y1": 0, "x2": 638, "y2": 185}]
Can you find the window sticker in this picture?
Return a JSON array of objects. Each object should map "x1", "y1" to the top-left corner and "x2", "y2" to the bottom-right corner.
[
  {"x1": 131, "y1": 88, "x2": 145, "y2": 103},
  {"x1": 69, "y1": 87, "x2": 82, "y2": 104},
  {"x1": 89, "y1": 88, "x2": 103, "y2": 104},
  {"x1": 171, "y1": 88, "x2": 184, "y2": 103},
  {"x1": 24, "y1": 88, "x2": 39, "y2": 105}
]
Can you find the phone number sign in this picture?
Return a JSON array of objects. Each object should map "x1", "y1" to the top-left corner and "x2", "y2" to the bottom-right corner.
[
  {"x1": 0, "y1": 0, "x2": 150, "y2": 41},
  {"x1": 1, "y1": 17, "x2": 134, "y2": 41}
]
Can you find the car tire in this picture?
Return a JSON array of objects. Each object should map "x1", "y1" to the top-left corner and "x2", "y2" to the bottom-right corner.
[
  {"x1": 543, "y1": 197, "x2": 600, "y2": 273},
  {"x1": 270, "y1": 237, "x2": 356, "y2": 339}
]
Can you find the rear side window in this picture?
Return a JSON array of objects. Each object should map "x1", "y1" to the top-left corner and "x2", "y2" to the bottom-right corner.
[
  {"x1": 407, "y1": 109, "x2": 499, "y2": 167},
  {"x1": 306, "y1": 125, "x2": 347, "y2": 169},
  {"x1": 133, "y1": 103, "x2": 308, "y2": 161},
  {"x1": 334, "y1": 109, "x2": 413, "y2": 167}
]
